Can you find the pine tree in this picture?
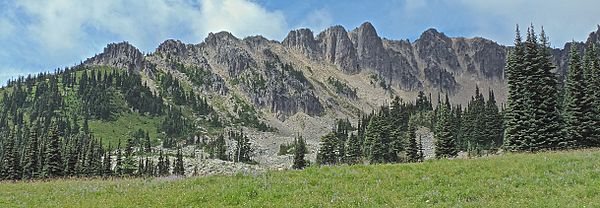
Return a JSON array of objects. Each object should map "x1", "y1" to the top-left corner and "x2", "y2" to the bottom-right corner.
[
  {"x1": 43, "y1": 124, "x2": 63, "y2": 178},
  {"x1": 317, "y1": 133, "x2": 337, "y2": 165},
  {"x1": 115, "y1": 139, "x2": 123, "y2": 175},
  {"x1": 533, "y1": 28, "x2": 563, "y2": 150},
  {"x1": 405, "y1": 125, "x2": 419, "y2": 162},
  {"x1": 122, "y1": 138, "x2": 137, "y2": 175},
  {"x1": 233, "y1": 131, "x2": 252, "y2": 163},
  {"x1": 103, "y1": 144, "x2": 112, "y2": 177},
  {"x1": 173, "y1": 147, "x2": 185, "y2": 175},
  {"x1": 582, "y1": 43, "x2": 600, "y2": 147},
  {"x1": 22, "y1": 125, "x2": 39, "y2": 180},
  {"x1": 504, "y1": 25, "x2": 529, "y2": 151},
  {"x1": 292, "y1": 136, "x2": 307, "y2": 169},
  {"x1": 344, "y1": 133, "x2": 361, "y2": 165},
  {"x1": 484, "y1": 89, "x2": 503, "y2": 148},
  {"x1": 434, "y1": 104, "x2": 457, "y2": 158},
  {"x1": 563, "y1": 44, "x2": 591, "y2": 148},
  {"x1": 213, "y1": 135, "x2": 228, "y2": 161},
  {"x1": 2, "y1": 128, "x2": 20, "y2": 180}
]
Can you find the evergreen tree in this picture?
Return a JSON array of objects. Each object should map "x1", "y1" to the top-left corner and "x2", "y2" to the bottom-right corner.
[
  {"x1": 22, "y1": 125, "x2": 39, "y2": 179},
  {"x1": 213, "y1": 135, "x2": 228, "y2": 161},
  {"x1": 103, "y1": 144, "x2": 112, "y2": 177},
  {"x1": 563, "y1": 45, "x2": 591, "y2": 148},
  {"x1": 232, "y1": 131, "x2": 252, "y2": 163},
  {"x1": 173, "y1": 147, "x2": 185, "y2": 175},
  {"x1": 115, "y1": 139, "x2": 123, "y2": 175},
  {"x1": 43, "y1": 124, "x2": 63, "y2": 178},
  {"x1": 2, "y1": 128, "x2": 20, "y2": 180},
  {"x1": 582, "y1": 43, "x2": 600, "y2": 147},
  {"x1": 483, "y1": 89, "x2": 504, "y2": 148},
  {"x1": 344, "y1": 133, "x2": 361, "y2": 165},
  {"x1": 122, "y1": 138, "x2": 137, "y2": 175},
  {"x1": 533, "y1": 28, "x2": 563, "y2": 149},
  {"x1": 292, "y1": 136, "x2": 307, "y2": 169},
  {"x1": 317, "y1": 133, "x2": 337, "y2": 165},
  {"x1": 504, "y1": 25, "x2": 529, "y2": 151},
  {"x1": 405, "y1": 125, "x2": 419, "y2": 162},
  {"x1": 434, "y1": 104, "x2": 457, "y2": 158}
]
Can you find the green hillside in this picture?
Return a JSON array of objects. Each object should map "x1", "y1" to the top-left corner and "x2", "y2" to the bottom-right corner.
[{"x1": 1, "y1": 150, "x2": 598, "y2": 207}]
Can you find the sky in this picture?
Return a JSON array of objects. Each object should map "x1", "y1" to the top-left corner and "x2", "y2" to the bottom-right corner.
[{"x1": 1, "y1": 0, "x2": 600, "y2": 85}]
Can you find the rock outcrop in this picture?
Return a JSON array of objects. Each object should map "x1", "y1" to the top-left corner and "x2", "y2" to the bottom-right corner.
[
  {"x1": 282, "y1": 28, "x2": 320, "y2": 59},
  {"x1": 316, "y1": 25, "x2": 360, "y2": 73},
  {"x1": 84, "y1": 42, "x2": 145, "y2": 72}
]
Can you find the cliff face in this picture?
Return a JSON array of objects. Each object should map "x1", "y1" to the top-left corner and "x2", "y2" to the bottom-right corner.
[
  {"x1": 83, "y1": 22, "x2": 600, "y2": 124},
  {"x1": 84, "y1": 42, "x2": 145, "y2": 72}
]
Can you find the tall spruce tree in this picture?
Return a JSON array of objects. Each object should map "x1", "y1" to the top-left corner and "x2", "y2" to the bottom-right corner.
[
  {"x1": 22, "y1": 125, "x2": 39, "y2": 179},
  {"x1": 405, "y1": 125, "x2": 419, "y2": 162},
  {"x1": 504, "y1": 25, "x2": 529, "y2": 151},
  {"x1": 484, "y1": 89, "x2": 504, "y2": 148},
  {"x1": 2, "y1": 128, "x2": 20, "y2": 180},
  {"x1": 582, "y1": 43, "x2": 600, "y2": 147},
  {"x1": 533, "y1": 28, "x2": 563, "y2": 149},
  {"x1": 292, "y1": 136, "x2": 308, "y2": 169},
  {"x1": 563, "y1": 44, "x2": 591, "y2": 148},
  {"x1": 434, "y1": 104, "x2": 457, "y2": 158},
  {"x1": 173, "y1": 147, "x2": 185, "y2": 175},
  {"x1": 43, "y1": 124, "x2": 63, "y2": 178},
  {"x1": 317, "y1": 133, "x2": 337, "y2": 165},
  {"x1": 344, "y1": 133, "x2": 361, "y2": 165}
]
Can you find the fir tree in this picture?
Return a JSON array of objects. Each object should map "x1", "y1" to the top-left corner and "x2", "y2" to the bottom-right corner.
[
  {"x1": 563, "y1": 45, "x2": 591, "y2": 148},
  {"x1": 232, "y1": 131, "x2": 252, "y2": 163},
  {"x1": 292, "y1": 136, "x2": 307, "y2": 169},
  {"x1": 43, "y1": 124, "x2": 63, "y2": 178},
  {"x1": 533, "y1": 28, "x2": 563, "y2": 150},
  {"x1": 103, "y1": 144, "x2": 112, "y2": 177},
  {"x1": 582, "y1": 43, "x2": 600, "y2": 147},
  {"x1": 115, "y1": 139, "x2": 123, "y2": 175},
  {"x1": 504, "y1": 25, "x2": 528, "y2": 151},
  {"x1": 317, "y1": 133, "x2": 337, "y2": 165},
  {"x1": 344, "y1": 133, "x2": 361, "y2": 165},
  {"x1": 434, "y1": 104, "x2": 457, "y2": 158},
  {"x1": 2, "y1": 128, "x2": 20, "y2": 180},
  {"x1": 173, "y1": 147, "x2": 185, "y2": 175},
  {"x1": 22, "y1": 125, "x2": 39, "y2": 179},
  {"x1": 405, "y1": 125, "x2": 419, "y2": 162},
  {"x1": 122, "y1": 138, "x2": 137, "y2": 175}
]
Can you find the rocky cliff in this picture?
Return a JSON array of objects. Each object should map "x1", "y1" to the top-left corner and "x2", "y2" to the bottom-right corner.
[{"x1": 82, "y1": 22, "x2": 600, "y2": 131}]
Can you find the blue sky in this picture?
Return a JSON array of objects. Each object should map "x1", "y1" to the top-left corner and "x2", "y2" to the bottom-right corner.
[{"x1": 1, "y1": 0, "x2": 600, "y2": 85}]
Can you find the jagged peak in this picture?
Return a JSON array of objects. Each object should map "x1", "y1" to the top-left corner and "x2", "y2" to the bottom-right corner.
[
  {"x1": 243, "y1": 35, "x2": 270, "y2": 43},
  {"x1": 318, "y1": 25, "x2": 348, "y2": 36},
  {"x1": 204, "y1": 31, "x2": 240, "y2": 46},
  {"x1": 156, "y1": 39, "x2": 187, "y2": 55},
  {"x1": 417, "y1": 28, "x2": 450, "y2": 43},
  {"x1": 352, "y1": 21, "x2": 378, "y2": 36},
  {"x1": 283, "y1": 28, "x2": 315, "y2": 42},
  {"x1": 103, "y1": 41, "x2": 141, "y2": 54}
]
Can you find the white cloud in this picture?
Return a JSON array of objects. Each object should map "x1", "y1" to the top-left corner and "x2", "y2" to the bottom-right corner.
[
  {"x1": 198, "y1": 0, "x2": 287, "y2": 40},
  {"x1": 296, "y1": 8, "x2": 333, "y2": 33},
  {"x1": 13, "y1": 0, "x2": 287, "y2": 53},
  {"x1": 1, "y1": 0, "x2": 288, "y2": 84},
  {"x1": 458, "y1": 0, "x2": 600, "y2": 46}
]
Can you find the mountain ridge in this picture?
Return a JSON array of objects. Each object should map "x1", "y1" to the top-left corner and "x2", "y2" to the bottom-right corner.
[{"x1": 79, "y1": 22, "x2": 600, "y2": 140}]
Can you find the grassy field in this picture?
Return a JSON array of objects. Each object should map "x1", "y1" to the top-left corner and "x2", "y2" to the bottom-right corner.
[
  {"x1": 89, "y1": 112, "x2": 164, "y2": 147},
  {"x1": 1, "y1": 150, "x2": 599, "y2": 207}
]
